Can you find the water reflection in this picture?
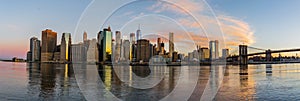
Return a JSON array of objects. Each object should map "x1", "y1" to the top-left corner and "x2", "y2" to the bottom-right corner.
[
  {"x1": 97, "y1": 65, "x2": 179, "y2": 101},
  {"x1": 26, "y1": 63, "x2": 84, "y2": 101},
  {"x1": 3, "y1": 61, "x2": 300, "y2": 100}
]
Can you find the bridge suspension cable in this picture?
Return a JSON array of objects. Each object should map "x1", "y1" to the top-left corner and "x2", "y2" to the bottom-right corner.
[{"x1": 248, "y1": 46, "x2": 266, "y2": 51}]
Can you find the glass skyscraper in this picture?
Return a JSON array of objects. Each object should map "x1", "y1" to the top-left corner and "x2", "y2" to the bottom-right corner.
[
  {"x1": 99, "y1": 27, "x2": 112, "y2": 62},
  {"x1": 209, "y1": 40, "x2": 219, "y2": 60},
  {"x1": 60, "y1": 33, "x2": 71, "y2": 62},
  {"x1": 29, "y1": 37, "x2": 41, "y2": 62}
]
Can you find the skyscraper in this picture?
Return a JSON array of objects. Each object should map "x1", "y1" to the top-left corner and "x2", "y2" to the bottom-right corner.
[
  {"x1": 222, "y1": 49, "x2": 229, "y2": 58},
  {"x1": 209, "y1": 40, "x2": 219, "y2": 60},
  {"x1": 83, "y1": 31, "x2": 87, "y2": 42},
  {"x1": 99, "y1": 27, "x2": 112, "y2": 62},
  {"x1": 72, "y1": 43, "x2": 87, "y2": 63},
  {"x1": 87, "y1": 39, "x2": 99, "y2": 63},
  {"x1": 160, "y1": 42, "x2": 165, "y2": 55},
  {"x1": 137, "y1": 39, "x2": 150, "y2": 62},
  {"x1": 29, "y1": 37, "x2": 41, "y2": 62},
  {"x1": 157, "y1": 38, "x2": 161, "y2": 55},
  {"x1": 122, "y1": 40, "x2": 130, "y2": 61},
  {"x1": 169, "y1": 32, "x2": 174, "y2": 58},
  {"x1": 201, "y1": 47, "x2": 210, "y2": 60},
  {"x1": 41, "y1": 29, "x2": 57, "y2": 62},
  {"x1": 115, "y1": 31, "x2": 121, "y2": 62},
  {"x1": 60, "y1": 33, "x2": 72, "y2": 62},
  {"x1": 130, "y1": 33, "x2": 136, "y2": 61},
  {"x1": 136, "y1": 24, "x2": 141, "y2": 41}
]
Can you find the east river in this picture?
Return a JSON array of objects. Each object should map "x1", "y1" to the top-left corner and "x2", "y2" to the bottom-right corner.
[{"x1": 1, "y1": 61, "x2": 300, "y2": 101}]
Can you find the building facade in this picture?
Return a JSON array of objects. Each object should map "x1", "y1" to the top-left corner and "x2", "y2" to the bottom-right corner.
[
  {"x1": 209, "y1": 40, "x2": 219, "y2": 60},
  {"x1": 29, "y1": 37, "x2": 41, "y2": 62},
  {"x1": 137, "y1": 39, "x2": 150, "y2": 62},
  {"x1": 60, "y1": 33, "x2": 72, "y2": 62},
  {"x1": 115, "y1": 31, "x2": 121, "y2": 62},
  {"x1": 99, "y1": 27, "x2": 112, "y2": 62},
  {"x1": 201, "y1": 48, "x2": 210, "y2": 60},
  {"x1": 222, "y1": 49, "x2": 229, "y2": 59},
  {"x1": 41, "y1": 29, "x2": 57, "y2": 62},
  {"x1": 169, "y1": 32, "x2": 174, "y2": 58},
  {"x1": 71, "y1": 43, "x2": 87, "y2": 63},
  {"x1": 130, "y1": 33, "x2": 136, "y2": 61},
  {"x1": 87, "y1": 39, "x2": 99, "y2": 63},
  {"x1": 122, "y1": 40, "x2": 130, "y2": 61}
]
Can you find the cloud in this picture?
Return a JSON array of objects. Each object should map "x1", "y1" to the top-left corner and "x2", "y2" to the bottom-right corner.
[
  {"x1": 147, "y1": 0, "x2": 255, "y2": 50},
  {"x1": 148, "y1": 0, "x2": 204, "y2": 15}
]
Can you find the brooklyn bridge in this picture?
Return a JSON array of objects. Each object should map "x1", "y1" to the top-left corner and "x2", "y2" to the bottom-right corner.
[{"x1": 229, "y1": 45, "x2": 300, "y2": 65}]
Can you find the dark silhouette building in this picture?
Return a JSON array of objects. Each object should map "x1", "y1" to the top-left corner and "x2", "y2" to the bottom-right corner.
[
  {"x1": 41, "y1": 29, "x2": 57, "y2": 62},
  {"x1": 137, "y1": 39, "x2": 150, "y2": 62}
]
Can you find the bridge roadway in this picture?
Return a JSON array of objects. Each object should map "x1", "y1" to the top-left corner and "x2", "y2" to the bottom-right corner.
[{"x1": 247, "y1": 48, "x2": 300, "y2": 56}]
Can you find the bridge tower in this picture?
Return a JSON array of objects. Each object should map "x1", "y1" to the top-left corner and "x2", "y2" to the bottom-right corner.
[
  {"x1": 265, "y1": 49, "x2": 272, "y2": 61},
  {"x1": 239, "y1": 45, "x2": 248, "y2": 65}
]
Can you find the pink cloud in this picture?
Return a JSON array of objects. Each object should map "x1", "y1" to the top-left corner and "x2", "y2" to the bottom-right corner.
[{"x1": 147, "y1": 0, "x2": 256, "y2": 49}]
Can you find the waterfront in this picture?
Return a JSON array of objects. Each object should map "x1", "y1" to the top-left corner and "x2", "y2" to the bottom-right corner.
[{"x1": 1, "y1": 61, "x2": 300, "y2": 100}]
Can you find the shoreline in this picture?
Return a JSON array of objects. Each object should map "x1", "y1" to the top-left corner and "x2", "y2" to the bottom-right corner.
[{"x1": 3, "y1": 60, "x2": 300, "y2": 66}]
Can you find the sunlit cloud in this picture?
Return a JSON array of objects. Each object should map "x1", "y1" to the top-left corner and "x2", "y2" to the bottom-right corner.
[{"x1": 147, "y1": 0, "x2": 256, "y2": 49}]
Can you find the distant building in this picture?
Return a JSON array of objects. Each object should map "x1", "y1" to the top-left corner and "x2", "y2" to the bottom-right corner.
[
  {"x1": 137, "y1": 39, "x2": 150, "y2": 62},
  {"x1": 53, "y1": 45, "x2": 60, "y2": 61},
  {"x1": 201, "y1": 48, "x2": 210, "y2": 60},
  {"x1": 122, "y1": 40, "x2": 130, "y2": 61},
  {"x1": 87, "y1": 39, "x2": 99, "y2": 63},
  {"x1": 157, "y1": 38, "x2": 161, "y2": 55},
  {"x1": 115, "y1": 31, "x2": 122, "y2": 62},
  {"x1": 160, "y1": 42, "x2": 165, "y2": 55},
  {"x1": 26, "y1": 51, "x2": 32, "y2": 62},
  {"x1": 136, "y1": 25, "x2": 141, "y2": 41},
  {"x1": 172, "y1": 52, "x2": 178, "y2": 62},
  {"x1": 209, "y1": 40, "x2": 219, "y2": 60},
  {"x1": 28, "y1": 37, "x2": 41, "y2": 62},
  {"x1": 71, "y1": 43, "x2": 87, "y2": 63},
  {"x1": 222, "y1": 49, "x2": 229, "y2": 58},
  {"x1": 169, "y1": 32, "x2": 174, "y2": 58},
  {"x1": 60, "y1": 33, "x2": 72, "y2": 62},
  {"x1": 99, "y1": 27, "x2": 112, "y2": 62},
  {"x1": 130, "y1": 33, "x2": 136, "y2": 61},
  {"x1": 83, "y1": 31, "x2": 87, "y2": 42}
]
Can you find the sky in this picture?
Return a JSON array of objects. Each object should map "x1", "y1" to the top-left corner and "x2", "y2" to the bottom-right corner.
[{"x1": 1, "y1": 0, "x2": 300, "y2": 59}]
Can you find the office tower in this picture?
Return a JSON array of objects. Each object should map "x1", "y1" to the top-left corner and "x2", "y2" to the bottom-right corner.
[
  {"x1": 188, "y1": 52, "x2": 193, "y2": 61},
  {"x1": 130, "y1": 33, "x2": 136, "y2": 61},
  {"x1": 169, "y1": 32, "x2": 174, "y2": 58},
  {"x1": 60, "y1": 33, "x2": 72, "y2": 62},
  {"x1": 149, "y1": 43, "x2": 154, "y2": 57},
  {"x1": 26, "y1": 51, "x2": 32, "y2": 62},
  {"x1": 87, "y1": 39, "x2": 99, "y2": 63},
  {"x1": 157, "y1": 38, "x2": 161, "y2": 55},
  {"x1": 83, "y1": 31, "x2": 87, "y2": 42},
  {"x1": 41, "y1": 29, "x2": 57, "y2": 62},
  {"x1": 222, "y1": 49, "x2": 229, "y2": 58},
  {"x1": 29, "y1": 37, "x2": 41, "y2": 62},
  {"x1": 137, "y1": 39, "x2": 150, "y2": 62},
  {"x1": 122, "y1": 40, "x2": 130, "y2": 60},
  {"x1": 99, "y1": 27, "x2": 112, "y2": 62},
  {"x1": 136, "y1": 24, "x2": 141, "y2": 41},
  {"x1": 115, "y1": 31, "x2": 121, "y2": 62},
  {"x1": 53, "y1": 45, "x2": 61, "y2": 61},
  {"x1": 172, "y1": 52, "x2": 178, "y2": 62},
  {"x1": 201, "y1": 48, "x2": 210, "y2": 60},
  {"x1": 71, "y1": 43, "x2": 87, "y2": 63},
  {"x1": 209, "y1": 40, "x2": 219, "y2": 60},
  {"x1": 160, "y1": 42, "x2": 165, "y2": 55}
]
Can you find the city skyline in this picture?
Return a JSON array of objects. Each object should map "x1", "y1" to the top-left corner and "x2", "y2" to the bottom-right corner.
[{"x1": 2, "y1": 0, "x2": 300, "y2": 59}]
